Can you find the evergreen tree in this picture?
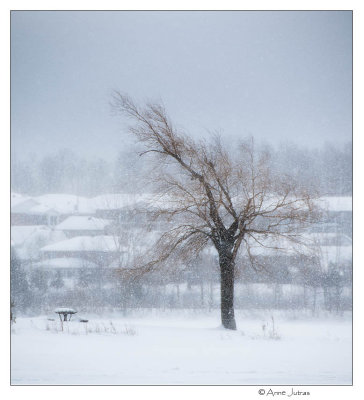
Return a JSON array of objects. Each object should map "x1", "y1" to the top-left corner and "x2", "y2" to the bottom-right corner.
[{"x1": 10, "y1": 248, "x2": 30, "y2": 314}]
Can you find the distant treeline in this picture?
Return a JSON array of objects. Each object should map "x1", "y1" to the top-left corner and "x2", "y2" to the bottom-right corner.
[{"x1": 11, "y1": 141, "x2": 352, "y2": 197}]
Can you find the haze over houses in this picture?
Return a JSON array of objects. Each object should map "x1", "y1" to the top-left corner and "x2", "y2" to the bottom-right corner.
[{"x1": 10, "y1": 191, "x2": 352, "y2": 307}]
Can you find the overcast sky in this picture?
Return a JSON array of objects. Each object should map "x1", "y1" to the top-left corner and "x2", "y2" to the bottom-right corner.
[{"x1": 11, "y1": 11, "x2": 352, "y2": 160}]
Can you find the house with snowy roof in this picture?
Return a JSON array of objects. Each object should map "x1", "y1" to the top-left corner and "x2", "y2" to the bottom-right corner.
[
  {"x1": 11, "y1": 225, "x2": 67, "y2": 262},
  {"x1": 55, "y1": 216, "x2": 112, "y2": 238},
  {"x1": 34, "y1": 194, "x2": 96, "y2": 216},
  {"x1": 11, "y1": 192, "x2": 98, "y2": 227},
  {"x1": 40, "y1": 235, "x2": 123, "y2": 266},
  {"x1": 316, "y1": 197, "x2": 352, "y2": 237},
  {"x1": 38, "y1": 235, "x2": 125, "y2": 287},
  {"x1": 11, "y1": 196, "x2": 60, "y2": 226}
]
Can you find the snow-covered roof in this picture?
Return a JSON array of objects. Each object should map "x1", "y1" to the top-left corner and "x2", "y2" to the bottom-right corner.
[
  {"x1": 11, "y1": 192, "x2": 352, "y2": 216},
  {"x1": 11, "y1": 226, "x2": 67, "y2": 260},
  {"x1": 41, "y1": 235, "x2": 123, "y2": 253},
  {"x1": 11, "y1": 225, "x2": 66, "y2": 247},
  {"x1": 11, "y1": 197, "x2": 60, "y2": 216},
  {"x1": 34, "y1": 194, "x2": 96, "y2": 215},
  {"x1": 55, "y1": 216, "x2": 111, "y2": 231},
  {"x1": 33, "y1": 257, "x2": 99, "y2": 269},
  {"x1": 11, "y1": 193, "x2": 32, "y2": 208},
  {"x1": 31, "y1": 204, "x2": 59, "y2": 214},
  {"x1": 11, "y1": 225, "x2": 46, "y2": 247},
  {"x1": 144, "y1": 193, "x2": 354, "y2": 214},
  {"x1": 11, "y1": 199, "x2": 41, "y2": 214}
]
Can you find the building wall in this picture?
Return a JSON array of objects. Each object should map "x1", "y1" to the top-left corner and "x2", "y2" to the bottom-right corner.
[{"x1": 11, "y1": 213, "x2": 48, "y2": 226}]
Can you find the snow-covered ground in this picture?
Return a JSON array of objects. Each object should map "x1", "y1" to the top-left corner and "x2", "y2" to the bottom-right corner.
[{"x1": 11, "y1": 310, "x2": 352, "y2": 385}]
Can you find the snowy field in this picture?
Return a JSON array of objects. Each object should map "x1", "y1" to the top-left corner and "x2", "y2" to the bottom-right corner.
[{"x1": 11, "y1": 310, "x2": 352, "y2": 385}]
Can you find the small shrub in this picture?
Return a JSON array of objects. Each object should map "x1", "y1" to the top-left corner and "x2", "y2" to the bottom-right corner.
[
  {"x1": 256, "y1": 316, "x2": 281, "y2": 340},
  {"x1": 43, "y1": 319, "x2": 137, "y2": 336},
  {"x1": 121, "y1": 324, "x2": 137, "y2": 336}
]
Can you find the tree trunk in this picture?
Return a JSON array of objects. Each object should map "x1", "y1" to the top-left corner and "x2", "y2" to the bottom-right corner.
[{"x1": 219, "y1": 249, "x2": 237, "y2": 330}]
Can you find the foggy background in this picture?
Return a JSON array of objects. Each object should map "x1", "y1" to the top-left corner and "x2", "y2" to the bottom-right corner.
[{"x1": 11, "y1": 11, "x2": 352, "y2": 162}]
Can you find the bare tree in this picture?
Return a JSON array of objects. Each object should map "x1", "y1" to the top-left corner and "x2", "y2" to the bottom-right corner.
[{"x1": 111, "y1": 93, "x2": 318, "y2": 330}]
